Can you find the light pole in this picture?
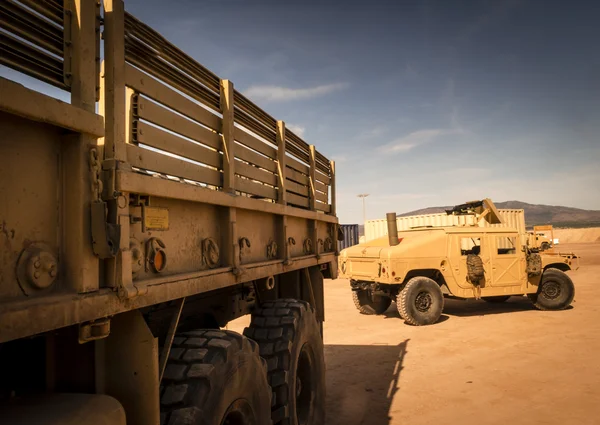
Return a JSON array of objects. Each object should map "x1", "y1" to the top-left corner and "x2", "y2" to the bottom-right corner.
[{"x1": 357, "y1": 194, "x2": 369, "y2": 224}]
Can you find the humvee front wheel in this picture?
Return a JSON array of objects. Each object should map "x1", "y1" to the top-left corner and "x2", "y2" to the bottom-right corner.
[
  {"x1": 352, "y1": 289, "x2": 392, "y2": 315},
  {"x1": 160, "y1": 330, "x2": 271, "y2": 425},
  {"x1": 397, "y1": 277, "x2": 444, "y2": 326},
  {"x1": 528, "y1": 268, "x2": 575, "y2": 311},
  {"x1": 482, "y1": 296, "x2": 511, "y2": 303}
]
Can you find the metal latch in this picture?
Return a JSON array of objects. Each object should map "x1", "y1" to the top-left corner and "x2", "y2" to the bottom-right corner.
[
  {"x1": 79, "y1": 318, "x2": 111, "y2": 344},
  {"x1": 90, "y1": 148, "x2": 121, "y2": 258},
  {"x1": 91, "y1": 201, "x2": 121, "y2": 258}
]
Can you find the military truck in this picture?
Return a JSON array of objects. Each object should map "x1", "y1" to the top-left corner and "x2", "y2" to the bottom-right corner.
[
  {"x1": 529, "y1": 225, "x2": 556, "y2": 251},
  {"x1": 339, "y1": 199, "x2": 577, "y2": 326},
  {"x1": 0, "y1": 2, "x2": 338, "y2": 424}
]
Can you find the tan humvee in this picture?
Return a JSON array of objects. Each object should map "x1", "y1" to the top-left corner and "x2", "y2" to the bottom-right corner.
[{"x1": 339, "y1": 199, "x2": 578, "y2": 326}]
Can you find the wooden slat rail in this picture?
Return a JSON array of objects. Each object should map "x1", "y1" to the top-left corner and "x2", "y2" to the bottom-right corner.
[
  {"x1": 315, "y1": 191, "x2": 328, "y2": 204},
  {"x1": 287, "y1": 155, "x2": 310, "y2": 175},
  {"x1": 134, "y1": 122, "x2": 221, "y2": 170},
  {"x1": 127, "y1": 144, "x2": 221, "y2": 187},
  {"x1": 121, "y1": 10, "x2": 336, "y2": 215},
  {"x1": 315, "y1": 203, "x2": 331, "y2": 213},
  {"x1": 124, "y1": 12, "x2": 220, "y2": 98},
  {"x1": 135, "y1": 96, "x2": 221, "y2": 150},
  {"x1": 286, "y1": 167, "x2": 309, "y2": 185},
  {"x1": 315, "y1": 171, "x2": 331, "y2": 185},
  {"x1": 235, "y1": 143, "x2": 277, "y2": 173},
  {"x1": 236, "y1": 161, "x2": 277, "y2": 186},
  {"x1": 125, "y1": 64, "x2": 221, "y2": 132},
  {"x1": 124, "y1": 37, "x2": 220, "y2": 111},
  {"x1": 286, "y1": 180, "x2": 309, "y2": 197},
  {"x1": 1, "y1": 0, "x2": 64, "y2": 56},
  {"x1": 314, "y1": 180, "x2": 327, "y2": 194},
  {"x1": 287, "y1": 192, "x2": 309, "y2": 208},
  {"x1": 235, "y1": 177, "x2": 277, "y2": 200},
  {"x1": 234, "y1": 128, "x2": 277, "y2": 160},
  {"x1": 17, "y1": 0, "x2": 64, "y2": 25}
]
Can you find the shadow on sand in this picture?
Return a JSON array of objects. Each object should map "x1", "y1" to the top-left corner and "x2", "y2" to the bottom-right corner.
[
  {"x1": 379, "y1": 297, "x2": 553, "y2": 321},
  {"x1": 325, "y1": 340, "x2": 408, "y2": 425}
]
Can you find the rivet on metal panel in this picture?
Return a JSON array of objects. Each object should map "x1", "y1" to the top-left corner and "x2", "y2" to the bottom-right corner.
[
  {"x1": 17, "y1": 244, "x2": 59, "y2": 295},
  {"x1": 202, "y1": 238, "x2": 220, "y2": 269}
]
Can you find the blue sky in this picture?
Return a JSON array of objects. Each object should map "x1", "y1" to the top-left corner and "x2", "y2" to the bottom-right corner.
[{"x1": 3, "y1": 0, "x2": 599, "y2": 224}]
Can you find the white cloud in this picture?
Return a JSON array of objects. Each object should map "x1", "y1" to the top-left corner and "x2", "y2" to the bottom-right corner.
[
  {"x1": 243, "y1": 82, "x2": 348, "y2": 102},
  {"x1": 378, "y1": 128, "x2": 463, "y2": 153},
  {"x1": 286, "y1": 124, "x2": 305, "y2": 137}
]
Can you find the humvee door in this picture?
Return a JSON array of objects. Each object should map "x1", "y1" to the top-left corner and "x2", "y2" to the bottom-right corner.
[{"x1": 447, "y1": 234, "x2": 491, "y2": 289}]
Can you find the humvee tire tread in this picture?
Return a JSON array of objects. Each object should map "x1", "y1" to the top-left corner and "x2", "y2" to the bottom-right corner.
[
  {"x1": 352, "y1": 289, "x2": 392, "y2": 315},
  {"x1": 160, "y1": 329, "x2": 271, "y2": 425},
  {"x1": 528, "y1": 268, "x2": 575, "y2": 311},
  {"x1": 398, "y1": 276, "x2": 444, "y2": 326},
  {"x1": 244, "y1": 299, "x2": 325, "y2": 425}
]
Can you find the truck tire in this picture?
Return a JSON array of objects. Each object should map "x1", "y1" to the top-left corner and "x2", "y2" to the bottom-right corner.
[
  {"x1": 540, "y1": 242, "x2": 551, "y2": 251},
  {"x1": 244, "y1": 299, "x2": 325, "y2": 425},
  {"x1": 482, "y1": 296, "x2": 511, "y2": 303},
  {"x1": 352, "y1": 289, "x2": 392, "y2": 315},
  {"x1": 160, "y1": 329, "x2": 271, "y2": 425},
  {"x1": 528, "y1": 268, "x2": 575, "y2": 311},
  {"x1": 397, "y1": 277, "x2": 444, "y2": 326}
]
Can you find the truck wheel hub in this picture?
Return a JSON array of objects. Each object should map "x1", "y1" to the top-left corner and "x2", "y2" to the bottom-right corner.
[{"x1": 415, "y1": 291, "x2": 432, "y2": 312}]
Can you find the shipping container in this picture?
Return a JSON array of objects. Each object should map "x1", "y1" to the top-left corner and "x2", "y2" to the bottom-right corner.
[
  {"x1": 338, "y1": 224, "x2": 360, "y2": 251},
  {"x1": 365, "y1": 210, "x2": 526, "y2": 242}
]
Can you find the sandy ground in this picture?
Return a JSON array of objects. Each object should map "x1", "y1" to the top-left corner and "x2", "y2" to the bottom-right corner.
[
  {"x1": 230, "y1": 242, "x2": 600, "y2": 425},
  {"x1": 554, "y1": 227, "x2": 600, "y2": 244}
]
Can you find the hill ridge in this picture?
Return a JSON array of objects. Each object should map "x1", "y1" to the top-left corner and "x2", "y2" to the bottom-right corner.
[{"x1": 398, "y1": 200, "x2": 600, "y2": 228}]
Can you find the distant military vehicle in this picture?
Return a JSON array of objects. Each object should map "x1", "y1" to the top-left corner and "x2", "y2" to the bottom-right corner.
[{"x1": 339, "y1": 199, "x2": 578, "y2": 326}]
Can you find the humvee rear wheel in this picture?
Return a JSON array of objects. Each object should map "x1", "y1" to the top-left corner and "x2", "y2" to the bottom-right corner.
[
  {"x1": 244, "y1": 299, "x2": 325, "y2": 425},
  {"x1": 528, "y1": 268, "x2": 575, "y2": 311},
  {"x1": 397, "y1": 277, "x2": 444, "y2": 326},
  {"x1": 160, "y1": 330, "x2": 271, "y2": 425},
  {"x1": 352, "y1": 289, "x2": 392, "y2": 315},
  {"x1": 482, "y1": 296, "x2": 511, "y2": 303}
]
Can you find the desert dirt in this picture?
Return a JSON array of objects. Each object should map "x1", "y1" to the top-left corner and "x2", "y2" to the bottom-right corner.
[
  {"x1": 554, "y1": 227, "x2": 600, "y2": 244},
  {"x1": 230, "y1": 242, "x2": 600, "y2": 425}
]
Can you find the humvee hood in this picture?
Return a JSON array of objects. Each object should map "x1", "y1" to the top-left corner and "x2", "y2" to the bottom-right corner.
[{"x1": 341, "y1": 228, "x2": 446, "y2": 260}]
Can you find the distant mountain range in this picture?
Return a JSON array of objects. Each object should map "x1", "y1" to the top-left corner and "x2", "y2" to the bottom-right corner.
[{"x1": 398, "y1": 201, "x2": 600, "y2": 228}]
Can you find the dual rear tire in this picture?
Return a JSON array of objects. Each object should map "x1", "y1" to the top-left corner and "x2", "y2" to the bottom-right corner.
[{"x1": 160, "y1": 299, "x2": 325, "y2": 425}]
